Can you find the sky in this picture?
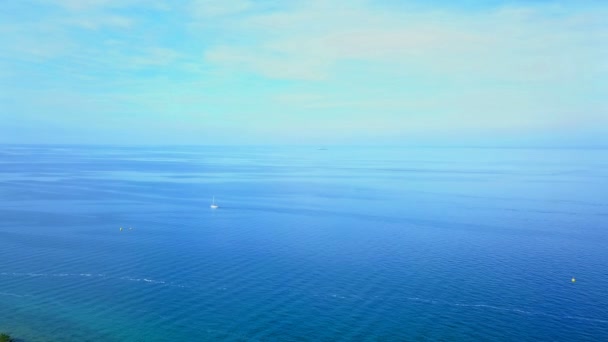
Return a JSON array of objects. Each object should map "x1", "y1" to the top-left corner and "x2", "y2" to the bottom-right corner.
[{"x1": 0, "y1": 0, "x2": 607, "y2": 146}]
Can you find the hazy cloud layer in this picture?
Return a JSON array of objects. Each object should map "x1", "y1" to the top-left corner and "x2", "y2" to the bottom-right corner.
[{"x1": 1, "y1": 0, "x2": 606, "y2": 145}]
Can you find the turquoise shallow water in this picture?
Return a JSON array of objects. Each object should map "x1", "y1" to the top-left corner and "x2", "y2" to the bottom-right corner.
[{"x1": 0, "y1": 145, "x2": 607, "y2": 341}]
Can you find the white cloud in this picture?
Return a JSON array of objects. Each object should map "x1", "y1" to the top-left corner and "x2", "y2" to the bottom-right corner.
[
  {"x1": 202, "y1": 1, "x2": 608, "y2": 84},
  {"x1": 128, "y1": 47, "x2": 182, "y2": 68},
  {"x1": 69, "y1": 14, "x2": 134, "y2": 30},
  {"x1": 43, "y1": 0, "x2": 164, "y2": 11},
  {"x1": 2, "y1": 0, "x2": 606, "y2": 144},
  {"x1": 205, "y1": 46, "x2": 330, "y2": 80},
  {"x1": 45, "y1": 0, "x2": 120, "y2": 11},
  {"x1": 199, "y1": 0, "x2": 608, "y2": 141},
  {"x1": 191, "y1": 0, "x2": 252, "y2": 17}
]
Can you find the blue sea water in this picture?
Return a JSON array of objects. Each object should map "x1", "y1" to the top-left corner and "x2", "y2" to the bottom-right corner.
[{"x1": 0, "y1": 145, "x2": 607, "y2": 341}]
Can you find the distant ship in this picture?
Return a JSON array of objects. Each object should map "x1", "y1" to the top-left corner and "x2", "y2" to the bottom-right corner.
[{"x1": 210, "y1": 196, "x2": 219, "y2": 209}]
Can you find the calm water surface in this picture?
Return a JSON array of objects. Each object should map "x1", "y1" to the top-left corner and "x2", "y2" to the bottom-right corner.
[{"x1": 0, "y1": 146, "x2": 607, "y2": 341}]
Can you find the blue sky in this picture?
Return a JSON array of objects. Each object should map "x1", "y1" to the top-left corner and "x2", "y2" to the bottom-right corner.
[{"x1": 1, "y1": 0, "x2": 606, "y2": 145}]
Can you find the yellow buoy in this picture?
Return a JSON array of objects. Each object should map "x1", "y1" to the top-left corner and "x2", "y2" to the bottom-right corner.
[
  {"x1": 120, "y1": 227, "x2": 123, "y2": 232},
  {"x1": 571, "y1": 277, "x2": 576, "y2": 283}
]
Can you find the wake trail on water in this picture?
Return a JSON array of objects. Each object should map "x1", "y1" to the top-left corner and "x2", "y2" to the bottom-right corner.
[
  {"x1": 2, "y1": 272, "x2": 606, "y2": 325},
  {"x1": 317, "y1": 293, "x2": 608, "y2": 325},
  {"x1": 403, "y1": 296, "x2": 608, "y2": 324},
  {"x1": 0, "y1": 291, "x2": 32, "y2": 298},
  {"x1": 0, "y1": 272, "x2": 188, "y2": 289}
]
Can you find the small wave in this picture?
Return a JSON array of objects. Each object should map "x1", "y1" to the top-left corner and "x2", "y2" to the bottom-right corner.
[
  {"x1": 1, "y1": 272, "x2": 45, "y2": 277},
  {"x1": 564, "y1": 315, "x2": 608, "y2": 324},
  {"x1": 408, "y1": 296, "x2": 608, "y2": 325},
  {"x1": 324, "y1": 293, "x2": 608, "y2": 325},
  {"x1": 0, "y1": 272, "x2": 106, "y2": 278},
  {"x1": 406, "y1": 297, "x2": 440, "y2": 304},
  {"x1": 0, "y1": 272, "x2": 186, "y2": 287},
  {"x1": 444, "y1": 301, "x2": 608, "y2": 324},
  {"x1": 0, "y1": 291, "x2": 31, "y2": 298},
  {"x1": 120, "y1": 277, "x2": 167, "y2": 285},
  {"x1": 450, "y1": 302, "x2": 539, "y2": 316}
]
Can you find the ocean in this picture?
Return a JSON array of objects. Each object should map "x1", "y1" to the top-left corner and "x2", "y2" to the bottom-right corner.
[{"x1": 0, "y1": 145, "x2": 606, "y2": 341}]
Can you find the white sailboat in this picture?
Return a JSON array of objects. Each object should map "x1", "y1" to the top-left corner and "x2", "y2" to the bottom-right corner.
[{"x1": 210, "y1": 196, "x2": 219, "y2": 209}]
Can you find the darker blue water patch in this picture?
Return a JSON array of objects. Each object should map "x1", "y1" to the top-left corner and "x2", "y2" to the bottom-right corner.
[{"x1": 0, "y1": 145, "x2": 607, "y2": 341}]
